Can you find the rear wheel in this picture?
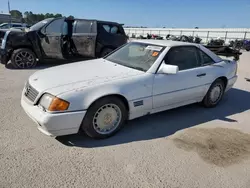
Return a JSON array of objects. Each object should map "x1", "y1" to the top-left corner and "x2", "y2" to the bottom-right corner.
[
  {"x1": 11, "y1": 48, "x2": 37, "y2": 69},
  {"x1": 202, "y1": 79, "x2": 225, "y2": 108},
  {"x1": 81, "y1": 97, "x2": 128, "y2": 139}
]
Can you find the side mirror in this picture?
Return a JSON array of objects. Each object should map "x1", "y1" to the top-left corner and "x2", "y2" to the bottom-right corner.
[{"x1": 158, "y1": 61, "x2": 179, "y2": 74}]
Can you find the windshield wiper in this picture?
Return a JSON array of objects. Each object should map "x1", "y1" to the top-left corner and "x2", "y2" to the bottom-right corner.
[{"x1": 126, "y1": 65, "x2": 145, "y2": 71}]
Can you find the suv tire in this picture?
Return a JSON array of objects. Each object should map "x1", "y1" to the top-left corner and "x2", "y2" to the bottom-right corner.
[{"x1": 11, "y1": 48, "x2": 37, "y2": 69}]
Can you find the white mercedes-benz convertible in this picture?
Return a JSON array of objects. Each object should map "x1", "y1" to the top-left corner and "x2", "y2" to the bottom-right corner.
[{"x1": 21, "y1": 40, "x2": 238, "y2": 139}]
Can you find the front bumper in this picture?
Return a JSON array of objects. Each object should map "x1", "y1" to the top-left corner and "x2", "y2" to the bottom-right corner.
[
  {"x1": 21, "y1": 95, "x2": 86, "y2": 137},
  {"x1": 0, "y1": 48, "x2": 8, "y2": 64}
]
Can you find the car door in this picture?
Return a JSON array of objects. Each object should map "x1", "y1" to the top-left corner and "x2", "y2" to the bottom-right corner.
[
  {"x1": 72, "y1": 19, "x2": 97, "y2": 57},
  {"x1": 39, "y1": 18, "x2": 64, "y2": 59},
  {"x1": 152, "y1": 46, "x2": 210, "y2": 110}
]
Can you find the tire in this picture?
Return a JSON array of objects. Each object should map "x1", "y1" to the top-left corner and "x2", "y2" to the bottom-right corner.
[
  {"x1": 202, "y1": 79, "x2": 225, "y2": 108},
  {"x1": 100, "y1": 48, "x2": 113, "y2": 57},
  {"x1": 81, "y1": 97, "x2": 128, "y2": 139},
  {"x1": 11, "y1": 48, "x2": 37, "y2": 69}
]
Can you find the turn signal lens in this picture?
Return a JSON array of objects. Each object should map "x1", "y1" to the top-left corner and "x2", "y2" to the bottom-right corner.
[{"x1": 48, "y1": 97, "x2": 70, "y2": 111}]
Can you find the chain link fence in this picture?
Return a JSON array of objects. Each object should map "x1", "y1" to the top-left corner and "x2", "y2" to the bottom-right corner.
[{"x1": 124, "y1": 28, "x2": 250, "y2": 44}]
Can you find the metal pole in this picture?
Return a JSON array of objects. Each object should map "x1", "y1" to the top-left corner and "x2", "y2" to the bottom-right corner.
[
  {"x1": 225, "y1": 31, "x2": 228, "y2": 43},
  {"x1": 192, "y1": 31, "x2": 194, "y2": 37},
  {"x1": 8, "y1": 0, "x2": 12, "y2": 25},
  {"x1": 206, "y1": 31, "x2": 210, "y2": 43},
  {"x1": 243, "y1": 32, "x2": 247, "y2": 40}
]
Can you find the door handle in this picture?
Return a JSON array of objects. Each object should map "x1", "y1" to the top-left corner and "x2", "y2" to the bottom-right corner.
[{"x1": 197, "y1": 73, "x2": 206, "y2": 77}]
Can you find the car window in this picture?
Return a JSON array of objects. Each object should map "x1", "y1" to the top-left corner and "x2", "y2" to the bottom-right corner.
[
  {"x1": 110, "y1": 26, "x2": 119, "y2": 34},
  {"x1": 62, "y1": 22, "x2": 68, "y2": 35},
  {"x1": 45, "y1": 19, "x2": 63, "y2": 34},
  {"x1": 30, "y1": 18, "x2": 54, "y2": 31},
  {"x1": 102, "y1": 25, "x2": 110, "y2": 33},
  {"x1": 0, "y1": 24, "x2": 9, "y2": 29},
  {"x1": 165, "y1": 46, "x2": 200, "y2": 71},
  {"x1": 105, "y1": 42, "x2": 165, "y2": 72},
  {"x1": 75, "y1": 20, "x2": 92, "y2": 33},
  {"x1": 199, "y1": 49, "x2": 215, "y2": 65},
  {"x1": 12, "y1": 24, "x2": 22, "y2": 27}
]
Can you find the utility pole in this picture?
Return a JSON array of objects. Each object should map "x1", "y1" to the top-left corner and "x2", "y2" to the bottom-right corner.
[{"x1": 8, "y1": 0, "x2": 12, "y2": 24}]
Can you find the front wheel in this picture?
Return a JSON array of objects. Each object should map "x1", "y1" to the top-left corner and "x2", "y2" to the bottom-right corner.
[
  {"x1": 202, "y1": 79, "x2": 225, "y2": 108},
  {"x1": 11, "y1": 48, "x2": 37, "y2": 69},
  {"x1": 81, "y1": 97, "x2": 128, "y2": 139}
]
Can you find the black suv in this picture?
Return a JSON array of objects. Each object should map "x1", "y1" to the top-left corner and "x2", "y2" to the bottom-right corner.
[{"x1": 0, "y1": 17, "x2": 128, "y2": 68}]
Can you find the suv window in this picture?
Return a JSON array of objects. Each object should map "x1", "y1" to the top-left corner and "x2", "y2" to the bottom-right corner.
[
  {"x1": 102, "y1": 25, "x2": 110, "y2": 33},
  {"x1": 199, "y1": 49, "x2": 215, "y2": 65},
  {"x1": 110, "y1": 26, "x2": 119, "y2": 34},
  {"x1": 45, "y1": 19, "x2": 63, "y2": 34},
  {"x1": 75, "y1": 20, "x2": 92, "y2": 33},
  {"x1": 165, "y1": 46, "x2": 200, "y2": 71},
  {"x1": 102, "y1": 24, "x2": 123, "y2": 34}
]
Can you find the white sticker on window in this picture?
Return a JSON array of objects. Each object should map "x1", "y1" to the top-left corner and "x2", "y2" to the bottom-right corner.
[{"x1": 145, "y1": 45, "x2": 163, "y2": 51}]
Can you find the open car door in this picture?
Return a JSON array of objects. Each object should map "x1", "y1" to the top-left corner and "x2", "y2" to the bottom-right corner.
[
  {"x1": 72, "y1": 19, "x2": 97, "y2": 57},
  {"x1": 39, "y1": 18, "x2": 65, "y2": 59}
]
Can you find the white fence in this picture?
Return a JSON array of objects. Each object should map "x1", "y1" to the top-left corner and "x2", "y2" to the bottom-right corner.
[{"x1": 124, "y1": 28, "x2": 250, "y2": 44}]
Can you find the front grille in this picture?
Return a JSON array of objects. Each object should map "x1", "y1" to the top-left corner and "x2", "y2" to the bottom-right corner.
[{"x1": 24, "y1": 82, "x2": 39, "y2": 102}]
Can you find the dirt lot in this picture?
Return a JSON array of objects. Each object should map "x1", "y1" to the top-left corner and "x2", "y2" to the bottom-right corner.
[{"x1": 1, "y1": 53, "x2": 250, "y2": 188}]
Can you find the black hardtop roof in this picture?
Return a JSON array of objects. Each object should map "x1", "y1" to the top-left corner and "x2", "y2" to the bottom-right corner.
[{"x1": 63, "y1": 17, "x2": 122, "y2": 25}]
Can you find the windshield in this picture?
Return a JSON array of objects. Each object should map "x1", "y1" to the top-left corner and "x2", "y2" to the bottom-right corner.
[
  {"x1": 105, "y1": 42, "x2": 165, "y2": 72},
  {"x1": 0, "y1": 23, "x2": 9, "y2": 29},
  {"x1": 29, "y1": 18, "x2": 54, "y2": 31}
]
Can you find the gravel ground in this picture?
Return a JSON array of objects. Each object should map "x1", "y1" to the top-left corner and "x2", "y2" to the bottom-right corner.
[{"x1": 1, "y1": 53, "x2": 250, "y2": 188}]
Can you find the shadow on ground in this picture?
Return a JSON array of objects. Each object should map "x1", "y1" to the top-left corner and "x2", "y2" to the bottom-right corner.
[
  {"x1": 56, "y1": 88, "x2": 250, "y2": 148},
  {"x1": 4, "y1": 57, "x2": 93, "y2": 70}
]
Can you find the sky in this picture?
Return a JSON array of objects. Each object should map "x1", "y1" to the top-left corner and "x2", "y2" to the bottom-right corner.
[{"x1": 0, "y1": 0, "x2": 250, "y2": 28}]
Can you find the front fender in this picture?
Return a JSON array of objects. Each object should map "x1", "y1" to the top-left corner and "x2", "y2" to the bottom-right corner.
[
  {"x1": 57, "y1": 74, "x2": 154, "y2": 115},
  {"x1": 58, "y1": 84, "x2": 127, "y2": 112}
]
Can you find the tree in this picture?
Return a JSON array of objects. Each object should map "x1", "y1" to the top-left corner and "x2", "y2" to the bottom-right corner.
[
  {"x1": 10, "y1": 9, "x2": 75, "y2": 24},
  {"x1": 54, "y1": 14, "x2": 63, "y2": 18},
  {"x1": 10, "y1": 10, "x2": 22, "y2": 19},
  {"x1": 67, "y1": 15, "x2": 74, "y2": 19}
]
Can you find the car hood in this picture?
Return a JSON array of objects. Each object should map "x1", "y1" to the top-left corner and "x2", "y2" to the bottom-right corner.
[{"x1": 28, "y1": 59, "x2": 144, "y2": 95}]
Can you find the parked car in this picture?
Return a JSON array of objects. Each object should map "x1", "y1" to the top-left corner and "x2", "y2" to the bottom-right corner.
[
  {"x1": 0, "y1": 22, "x2": 29, "y2": 30},
  {"x1": 0, "y1": 17, "x2": 127, "y2": 68},
  {"x1": 21, "y1": 40, "x2": 238, "y2": 139}
]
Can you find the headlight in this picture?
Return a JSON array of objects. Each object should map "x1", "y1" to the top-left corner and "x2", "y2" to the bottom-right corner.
[{"x1": 39, "y1": 94, "x2": 70, "y2": 112}]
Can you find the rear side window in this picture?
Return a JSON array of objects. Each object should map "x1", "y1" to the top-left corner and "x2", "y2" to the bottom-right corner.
[
  {"x1": 101, "y1": 24, "x2": 123, "y2": 35},
  {"x1": 102, "y1": 25, "x2": 110, "y2": 33},
  {"x1": 75, "y1": 20, "x2": 92, "y2": 33},
  {"x1": 165, "y1": 46, "x2": 200, "y2": 71},
  {"x1": 199, "y1": 49, "x2": 215, "y2": 65},
  {"x1": 110, "y1": 26, "x2": 119, "y2": 34}
]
